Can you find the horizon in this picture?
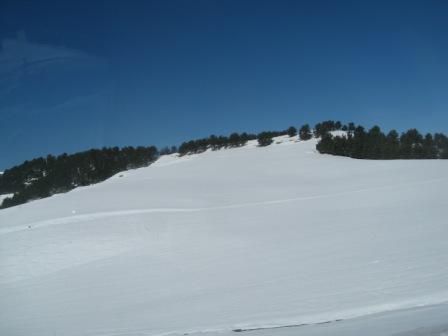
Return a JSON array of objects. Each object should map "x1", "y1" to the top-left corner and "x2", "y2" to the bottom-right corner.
[
  {"x1": 1, "y1": 0, "x2": 448, "y2": 169},
  {"x1": 1, "y1": 119, "x2": 446, "y2": 171}
]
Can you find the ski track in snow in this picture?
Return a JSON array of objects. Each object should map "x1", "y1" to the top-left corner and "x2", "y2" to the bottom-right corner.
[{"x1": 1, "y1": 176, "x2": 445, "y2": 235}]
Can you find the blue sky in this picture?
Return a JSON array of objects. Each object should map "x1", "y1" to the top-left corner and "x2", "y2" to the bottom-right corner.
[{"x1": 0, "y1": 0, "x2": 447, "y2": 169}]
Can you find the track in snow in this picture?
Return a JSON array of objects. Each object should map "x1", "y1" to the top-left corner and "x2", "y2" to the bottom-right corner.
[{"x1": 2, "y1": 176, "x2": 444, "y2": 235}]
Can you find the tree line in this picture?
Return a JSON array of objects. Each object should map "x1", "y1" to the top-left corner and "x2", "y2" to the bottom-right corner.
[
  {"x1": 0, "y1": 146, "x2": 158, "y2": 209},
  {"x1": 177, "y1": 125, "x2": 314, "y2": 154},
  {"x1": 316, "y1": 123, "x2": 448, "y2": 159},
  {"x1": 178, "y1": 132, "x2": 258, "y2": 154}
]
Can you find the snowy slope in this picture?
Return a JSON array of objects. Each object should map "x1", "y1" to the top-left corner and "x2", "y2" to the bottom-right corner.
[{"x1": 1, "y1": 136, "x2": 448, "y2": 336}]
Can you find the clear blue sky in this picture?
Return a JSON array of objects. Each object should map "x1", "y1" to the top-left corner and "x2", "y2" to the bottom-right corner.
[{"x1": 0, "y1": 0, "x2": 447, "y2": 169}]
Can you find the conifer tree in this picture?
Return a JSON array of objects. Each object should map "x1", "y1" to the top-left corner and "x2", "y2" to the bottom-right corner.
[
  {"x1": 287, "y1": 126, "x2": 297, "y2": 137},
  {"x1": 257, "y1": 132, "x2": 273, "y2": 146},
  {"x1": 299, "y1": 124, "x2": 312, "y2": 140}
]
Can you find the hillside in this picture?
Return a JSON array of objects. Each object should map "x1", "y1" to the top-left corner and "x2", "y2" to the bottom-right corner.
[
  {"x1": 2, "y1": 121, "x2": 447, "y2": 210},
  {"x1": 1, "y1": 136, "x2": 448, "y2": 336}
]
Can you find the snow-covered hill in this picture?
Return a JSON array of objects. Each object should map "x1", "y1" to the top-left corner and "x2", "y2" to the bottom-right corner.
[{"x1": 1, "y1": 136, "x2": 448, "y2": 336}]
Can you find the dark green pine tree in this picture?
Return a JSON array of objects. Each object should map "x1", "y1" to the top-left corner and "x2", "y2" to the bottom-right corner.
[
  {"x1": 299, "y1": 124, "x2": 313, "y2": 140},
  {"x1": 287, "y1": 126, "x2": 297, "y2": 137},
  {"x1": 348, "y1": 122, "x2": 356, "y2": 134},
  {"x1": 257, "y1": 132, "x2": 274, "y2": 147},
  {"x1": 384, "y1": 130, "x2": 400, "y2": 159},
  {"x1": 351, "y1": 126, "x2": 366, "y2": 158},
  {"x1": 422, "y1": 133, "x2": 437, "y2": 159},
  {"x1": 400, "y1": 129, "x2": 423, "y2": 159},
  {"x1": 435, "y1": 133, "x2": 448, "y2": 158},
  {"x1": 229, "y1": 133, "x2": 242, "y2": 147},
  {"x1": 315, "y1": 133, "x2": 334, "y2": 154},
  {"x1": 365, "y1": 126, "x2": 386, "y2": 159}
]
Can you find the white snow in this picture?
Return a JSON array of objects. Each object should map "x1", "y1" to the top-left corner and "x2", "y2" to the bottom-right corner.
[
  {"x1": 0, "y1": 193, "x2": 13, "y2": 205},
  {"x1": 330, "y1": 130, "x2": 349, "y2": 137},
  {"x1": 1, "y1": 136, "x2": 448, "y2": 336}
]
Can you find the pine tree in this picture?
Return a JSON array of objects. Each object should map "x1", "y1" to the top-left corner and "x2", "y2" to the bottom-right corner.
[
  {"x1": 348, "y1": 122, "x2": 356, "y2": 134},
  {"x1": 384, "y1": 130, "x2": 399, "y2": 159},
  {"x1": 287, "y1": 126, "x2": 297, "y2": 137},
  {"x1": 365, "y1": 126, "x2": 386, "y2": 159},
  {"x1": 422, "y1": 134, "x2": 437, "y2": 159},
  {"x1": 257, "y1": 132, "x2": 273, "y2": 147},
  {"x1": 229, "y1": 133, "x2": 242, "y2": 147},
  {"x1": 299, "y1": 124, "x2": 312, "y2": 140}
]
